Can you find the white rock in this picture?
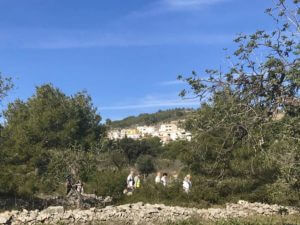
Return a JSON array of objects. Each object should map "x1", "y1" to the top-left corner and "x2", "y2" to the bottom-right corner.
[
  {"x1": 41, "y1": 206, "x2": 64, "y2": 215},
  {"x1": 0, "y1": 212, "x2": 12, "y2": 224}
]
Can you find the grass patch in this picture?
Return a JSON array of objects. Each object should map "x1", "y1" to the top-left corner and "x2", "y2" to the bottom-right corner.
[{"x1": 162, "y1": 215, "x2": 300, "y2": 225}]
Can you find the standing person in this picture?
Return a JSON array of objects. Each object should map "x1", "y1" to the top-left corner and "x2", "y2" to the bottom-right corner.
[
  {"x1": 155, "y1": 172, "x2": 161, "y2": 184},
  {"x1": 76, "y1": 180, "x2": 84, "y2": 194},
  {"x1": 183, "y1": 174, "x2": 192, "y2": 193},
  {"x1": 127, "y1": 170, "x2": 135, "y2": 190},
  {"x1": 134, "y1": 174, "x2": 141, "y2": 189},
  {"x1": 161, "y1": 173, "x2": 168, "y2": 187},
  {"x1": 66, "y1": 176, "x2": 73, "y2": 195}
]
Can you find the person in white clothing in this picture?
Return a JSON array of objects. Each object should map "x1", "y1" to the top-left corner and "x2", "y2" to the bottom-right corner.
[
  {"x1": 161, "y1": 173, "x2": 168, "y2": 187},
  {"x1": 127, "y1": 171, "x2": 135, "y2": 190},
  {"x1": 183, "y1": 174, "x2": 192, "y2": 193},
  {"x1": 155, "y1": 172, "x2": 161, "y2": 184},
  {"x1": 75, "y1": 180, "x2": 84, "y2": 194}
]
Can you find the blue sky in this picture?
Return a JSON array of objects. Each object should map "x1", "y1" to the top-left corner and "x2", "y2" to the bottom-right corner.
[{"x1": 0, "y1": 0, "x2": 274, "y2": 121}]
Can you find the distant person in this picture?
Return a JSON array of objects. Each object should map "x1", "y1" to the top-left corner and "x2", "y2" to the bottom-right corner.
[
  {"x1": 134, "y1": 174, "x2": 141, "y2": 189},
  {"x1": 161, "y1": 173, "x2": 168, "y2": 187},
  {"x1": 66, "y1": 177, "x2": 72, "y2": 195},
  {"x1": 127, "y1": 170, "x2": 135, "y2": 190},
  {"x1": 155, "y1": 172, "x2": 161, "y2": 184},
  {"x1": 75, "y1": 180, "x2": 84, "y2": 194},
  {"x1": 183, "y1": 174, "x2": 192, "y2": 193}
]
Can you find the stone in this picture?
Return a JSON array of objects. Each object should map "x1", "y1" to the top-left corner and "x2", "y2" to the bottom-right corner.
[
  {"x1": 0, "y1": 200, "x2": 299, "y2": 225},
  {"x1": 237, "y1": 200, "x2": 248, "y2": 205},
  {"x1": 41, "y1": 206, "x2": 64, "y2": 215},
  {"x1": 0, "y1": 212, "x2": 12, "y2": 224}
]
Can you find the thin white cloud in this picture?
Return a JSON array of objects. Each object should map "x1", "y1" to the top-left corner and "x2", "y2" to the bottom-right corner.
[
  {"x1": 100, "y1": 94, "x2": 199, "y2": 110},
  {"x1": 159, "y1": 80, "x2": 185, "y2": 86},
  {"x1": 0, "y1": 28, "x2": 233, "y2": 49},
  {"x1": 127, "y1": 0, "x2": 232, "y2": 18},
  {"x1": 164, "y1": 0, "x2": 229, "y2": 8}
]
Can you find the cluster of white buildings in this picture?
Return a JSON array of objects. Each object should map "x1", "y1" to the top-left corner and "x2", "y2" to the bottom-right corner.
[{"x1": 108, "y1": 121, "x2": 192, "y2": 144}]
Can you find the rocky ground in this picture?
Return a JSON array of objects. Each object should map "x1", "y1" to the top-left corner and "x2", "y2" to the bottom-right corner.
[
  {"x1": 0, "y1": 192, "x2": 112, "y2": 211},
  {"x1": 0, "y1": 200, "x2": 299, "y2": 225}
]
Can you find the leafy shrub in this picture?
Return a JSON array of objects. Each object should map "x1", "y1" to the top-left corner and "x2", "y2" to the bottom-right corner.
[
  {"x1": 86, "y1": 170, "x2": 128, "y2": 202},
  {"x1": 258, "y1": 182, "x2": 299, "y2": 206},
  {"x1": 216, "y1": 178, "x2": 256, "y2": 198},
  {"x1": 136, "y1": 155, "x2": 155, "y2": 175}
]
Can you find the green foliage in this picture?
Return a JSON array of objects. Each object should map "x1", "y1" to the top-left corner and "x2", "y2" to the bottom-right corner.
[
  {"x1": 177, "y1": 0, "x2": 300, "y2": 206},
  {"x1": 0, "y1": 84, "x2": 106, "y2": 197},
  {"x1": 162, "y1": 140, "x2": 191, "y2": 160},
  {"x1": 2, "y1": 84, "x2": 105, "y2": 150},
  {"x1": 109, "y1": 137, "x2": 163, "y2": 165},
  {"x1": 107, "y1": 151, "x2": 129, "y2": 171},
  {"x1": 0, "y1": 73, "x2": 13, "y2": 104},
  {"x1": 136, "y1": 155, "x2": 155, "y2": 175},
  {"x1": 86, "y1": 170, "x2": 128, "y2": 202},
  {"x1": 109, "y1": 108, "x2": 193, "y2": 128}
]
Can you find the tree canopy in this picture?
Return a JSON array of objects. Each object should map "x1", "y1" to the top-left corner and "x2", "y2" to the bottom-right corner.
[
  {"x1": 2, "y1": 84, "x2": 105, "y2": 151},
  {"x1": 179, "y1": 0, "x2": 299, "y2": 189},
  {"x1": 0, "y1": 84, "x2": 106, "y2": 196}
]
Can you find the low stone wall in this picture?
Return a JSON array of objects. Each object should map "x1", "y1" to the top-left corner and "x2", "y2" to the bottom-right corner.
[
  {"x1": 0, "y1": 200, "x2": 298, "y2": 225},
  {"x1": 0, "y1": 194, "x2": 112, "y2": 211}
]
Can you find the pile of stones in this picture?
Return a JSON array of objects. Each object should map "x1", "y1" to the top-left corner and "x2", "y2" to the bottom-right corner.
[
  {"x1": 0, "y1": 200, "x2": 298, "y2": 225},
  {"x1": 0, "y1": 194, "x2": 112, "y2": 212},
  {"x1": 62, "y1": 192, "x2": 113, "y2": 209}
]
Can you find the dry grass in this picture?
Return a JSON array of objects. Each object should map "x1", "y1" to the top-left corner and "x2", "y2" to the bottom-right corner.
[{"x1": 92, "y1": 215, "x2": 300, "y2": 225}]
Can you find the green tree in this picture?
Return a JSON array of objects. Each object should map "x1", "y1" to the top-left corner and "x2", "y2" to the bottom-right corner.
[
  {"x1": 105, "y1": 118, "x2": 112, "y2": 126},
  {"x1": 162, "y1": 140, "x2": 191, "y2": 160},
  {"x1": 0, "y1": 84, "x2": 106, "y2": 196},
  {"x1": 136, "y1": 155, "x2": 155, "y2": 176},
  {"x1": 115, "y1": 137, "x2": 162, "y2": 165},
  {"x1": 179, "y1": 0, "x2": 299, "y2": 193},
  {"x1": 0, "y1": 73, "x2": 13, "y2": 104},
  {"x1": 2, "y1": 84, "x2": 105, "y2": 151}
]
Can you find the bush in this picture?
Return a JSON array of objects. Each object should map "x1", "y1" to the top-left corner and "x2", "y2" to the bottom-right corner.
[
  {"x1": 136, "y1": 155, "x2": 155, "y2": 176},
  {"x1": 216, "y1": 178, "x2": 256, "y2": 198},
  {"x1": 248, "y1": 181, "x2": 300, "y2": 206},
  {"x1": 86, "y1": 170, "x2": 128, "y2": 202}
]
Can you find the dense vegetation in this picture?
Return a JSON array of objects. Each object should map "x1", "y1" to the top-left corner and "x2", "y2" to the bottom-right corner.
[
  {"x1": 0, "y1": 0, "x2": 299, "y2": 213},
  {"x1": 0, "y1": 84, "x2": 107, "y2": 197},
  {"x1": 108, "y1": 108, "x2": 193, "y2": 128}
]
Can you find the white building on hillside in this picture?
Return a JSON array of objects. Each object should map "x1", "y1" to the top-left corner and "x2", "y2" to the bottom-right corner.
[
  {"x1": 108, "y1": 130, "x2": 122, "y2": 140},
  {"x1": 108, "y1": 121, "x2": 192, "y2": 143},
  {"x1": 159, "y1": 123, "x2": 177, "y2": 133},
  {"x1": 137, "y1": 126, "x2": 155, "y2": 137}
]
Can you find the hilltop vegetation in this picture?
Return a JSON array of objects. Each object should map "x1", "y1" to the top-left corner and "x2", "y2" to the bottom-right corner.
[{"x1": 108, "y1": 108, "x2": 194, "y2": 128}]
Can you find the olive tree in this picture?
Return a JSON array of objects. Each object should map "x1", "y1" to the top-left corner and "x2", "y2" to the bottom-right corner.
[{"x1": 179, "y1": 0, "x2": 300, "y2": 186}]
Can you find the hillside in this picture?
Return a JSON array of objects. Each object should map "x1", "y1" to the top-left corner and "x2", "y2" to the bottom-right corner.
[{"x1": 108, "y1": 108, "x2": 194, "y2": 128}]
